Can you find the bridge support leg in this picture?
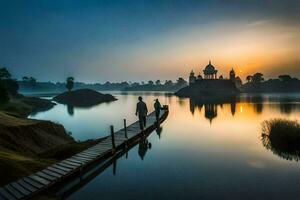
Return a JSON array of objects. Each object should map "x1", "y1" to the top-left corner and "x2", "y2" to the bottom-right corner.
[
  {"x1": 110, "y1": 125, "x2": 116, "y2": 154},
  {"x1": 124, "y1": 119, "x2": 128, "y2": 149}
]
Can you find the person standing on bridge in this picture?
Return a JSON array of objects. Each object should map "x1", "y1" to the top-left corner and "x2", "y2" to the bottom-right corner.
[
  {"x1": 154, "y1": 98, "x2": 162, "y2": 121},
  {"x1": 136, "y1": 96, "x2": 148, "y2": 130}
]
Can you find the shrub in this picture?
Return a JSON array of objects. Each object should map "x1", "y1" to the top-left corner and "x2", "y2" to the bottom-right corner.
[
  {"x1": 261, "y1": 118, "x2": 300, "y2": 161},
  {"x1": 0, "y1": 82, "x2": 9, "y2": 103}
]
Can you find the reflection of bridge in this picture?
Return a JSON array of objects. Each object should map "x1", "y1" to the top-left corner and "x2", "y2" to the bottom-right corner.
[
  {"x1": 0, "y1": 108, "x2": 169, "y2": 200},
  {"x1": 56, "y1": 129, "x2": 159, "y2": 199}
]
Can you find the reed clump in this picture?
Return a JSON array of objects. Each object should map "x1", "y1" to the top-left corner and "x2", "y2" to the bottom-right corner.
[{"x1": 261, "y1": 118, "x2": 300, "y2": 161}]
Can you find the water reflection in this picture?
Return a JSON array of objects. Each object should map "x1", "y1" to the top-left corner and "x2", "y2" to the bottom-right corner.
[
  {"x1": 188, "y1": 94, "x2": 300, "y2": 124},
  {"x1": 156, "y1": 126, "x2": 163, "y2": 139},
  {"x1": 67, "y1": 105, "x2": 74, "y2": 116},
  {"x1": 138, "y1": 137, "x2": 152, "y2": 160},
  {"x1": 57, "y1": 130, "x2": 158, "y2": 199},
  {"x1": 261, "y1": 131, "x2": 300, "y2": 162},
  {"x1": 190, "y1": 97, "x2": 236, "y2": 123}
]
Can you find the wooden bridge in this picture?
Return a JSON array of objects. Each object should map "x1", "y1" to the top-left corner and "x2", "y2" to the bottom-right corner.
[{"x1": 0, "y1": 107, "x2": 169, "y2": 200}]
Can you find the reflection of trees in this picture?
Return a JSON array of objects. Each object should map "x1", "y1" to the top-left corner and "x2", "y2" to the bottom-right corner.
[
  {"x1": 252, "y1": 96, "x2": 264, "y2": 114},
  {"x1": 279, "y1": 98, "x2": 297, "y2": 114},
  {"x1": 253, "y1": 103, "x2": 263, "y2": 114},
  {"x1": 279, "y1": 103, "x2": 296, "y2": 114},
  {"x1": 67, "y1": 105, "x2": 74, "y2": 116}
]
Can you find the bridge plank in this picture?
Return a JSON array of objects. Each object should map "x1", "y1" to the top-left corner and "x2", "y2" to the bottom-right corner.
[
  {"x1": 80, "y1": 151, "x2": 99, "y2": 156},
  {"x1": 23, "y1": 178, "x2": 43, "y2": 189},
  {"x1": 10, "y1": 182, "x2": 30, "y2": 196},
  {"x1": 58, "y1": 162, "x2": 78, "y2": 170},
  {"x1": 75, "y1": 153, "x2": 96, "y2": 159},
  {"x1": 62, "y1": 160, "x2": 83, "y2": 168},
  {"x1": 4, "y1": 185, "x2": 24, "y2": 199},
  {"x1": 72, "y1": 156, "x2": 92, "y2": 163},
  {"x1": 65, "y1": 158, "x2": 84, "y2": 165},
  {"x1": 51, "y1": 164, "x2": 72, "y2": 172},
  {"x1": 17, "y1": 180, "x2": 37, "y2": 193},
  {"x1": 36, "y1": 172, "x2": 57, "y2": 181},
  {"x1": 64, "y1": 158, "x2": 83, "y2": 165},
  {"x1": 42, "y1": 169, "x2": 63, "y2": 178},
  {"x1": 84, "y1": 149, "x2": 106, "y2": 155},
  {"x1": 47, "y1": 167, "x2": 67, "y2": 176},
  {"x1": 28, "y1": 175, "x2": 50, "y2": 186},
  {"x1": 90, "y1": 145, "x2": 110, "y2": 150},
  {"x1": 0, "y1": 188, "x2": 16, "y2": 200}
]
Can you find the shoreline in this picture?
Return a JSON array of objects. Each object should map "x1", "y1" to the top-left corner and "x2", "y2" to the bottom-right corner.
[{"x1": 0, "y1": 95, "x2": 105, "y2": 187}]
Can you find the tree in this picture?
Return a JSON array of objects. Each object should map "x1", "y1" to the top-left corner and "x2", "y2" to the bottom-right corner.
[
  {"x1": 0, "y1": 68, "x2": 11, "y2": 80},
  {"x1": 278, "y1": 75, "x2": 292, "y2": 82},
  {"x1": 3, "y1": 79, "x2": 19, "y2": 95},
  {"x1": 0, "y1": 82, "x2": 9, "y2": 103},
  {"x1": 66, "y1": 77, "x2": 74, "y2": 92},
  {"x1": 148, "y1": 80, "x2": 154, "y2": 85},
  {"x1": 22, "y1": 76, "x2": 29, "y2": 81},
  {"x1": 176, "y1": 77, "x2": 187, "y2": 85},
  {"x1": 235, "y1": 76, "x2": 243, "y2": 88},
  {"x1": 0, "y1": 68, "x2": 18, "y2": 95},
  {"x1": 246, "y1": 75, "x2": 252, "y2": 83},
  {"x1": 252, "y1": 73, "x2": 264, "y2": 83},
  {"x1": 155, "y1": 80, "x2": 161, "y2": 85}
]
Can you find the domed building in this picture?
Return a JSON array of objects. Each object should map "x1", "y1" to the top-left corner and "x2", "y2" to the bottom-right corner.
[
  {"x1": 203, "y1": 61, "x2": 218, "y2": 79},
  {"x1": 177, "y1": 60, "x2": 241, "y2": 97}
]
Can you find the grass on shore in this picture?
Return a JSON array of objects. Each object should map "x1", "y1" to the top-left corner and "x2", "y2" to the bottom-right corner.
[
  {"x1": 261, "y1": 118, "x2": 300, "y2": 161},
  {"x1": 0, "y1": 139, "x2": 104, "y2": 186}
]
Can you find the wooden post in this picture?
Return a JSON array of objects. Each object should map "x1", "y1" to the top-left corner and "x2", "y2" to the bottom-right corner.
[
  {"x1": 79, "y1": 163, "x2": 83, "y2": 182},
  {"x1": 124, "y1": 119, "x2": 128, "y2": 139},
  {"x1": 113, "y1": 159, "x2": 117, "y2": 175},
  {"x1": 110, "y1": 125, "x2": 116, "y2": 154},
  {"x1": 124, "y1": 119, "x2": 128, "y2": 149}
]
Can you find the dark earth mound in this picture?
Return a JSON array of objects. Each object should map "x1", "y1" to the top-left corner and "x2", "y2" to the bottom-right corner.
[{"x1": 53, "y1": 89, "x2": 117, "y2": 107}]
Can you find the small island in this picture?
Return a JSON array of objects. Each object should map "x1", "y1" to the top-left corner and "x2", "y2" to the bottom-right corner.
[{"x1": 53, "y1": 88, "x2": 117, "y2": 107}]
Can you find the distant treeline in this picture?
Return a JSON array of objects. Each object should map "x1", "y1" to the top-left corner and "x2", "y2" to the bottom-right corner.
[
  {"x1": 240, "y1": 73, "x2": 300, "y2": 93},
  {"x1": 18, "y1": 77, "x2": 188, "y2": 93}
]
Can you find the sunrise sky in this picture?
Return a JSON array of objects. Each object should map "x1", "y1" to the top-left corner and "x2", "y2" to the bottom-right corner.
[{"x1": 1, "y1": 0, "x2": 299, "y2": 82}]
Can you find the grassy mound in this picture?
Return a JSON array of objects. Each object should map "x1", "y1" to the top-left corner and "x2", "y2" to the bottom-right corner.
[
  {"x1": 53, "y1": 89, "x2": 117, "y2": 107},
  {"x1": 261, "y1": 118, "x2": 300, "y2": 161},
  {"x1": 0, "y1": 95, "x2": 55, "y2": 117}
]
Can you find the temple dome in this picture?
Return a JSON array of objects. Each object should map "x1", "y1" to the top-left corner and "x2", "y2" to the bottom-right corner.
[{"x1": 203, "y1": 61, "x2": 217, "y2": 75}]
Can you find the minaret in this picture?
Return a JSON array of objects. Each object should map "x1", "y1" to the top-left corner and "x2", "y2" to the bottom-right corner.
[
  {"x1": 189, "y1": 70, "x2": 196, "y2": 85},
  {"x1": 230, "y1": 68, "x2": 235, "y2": 82}
]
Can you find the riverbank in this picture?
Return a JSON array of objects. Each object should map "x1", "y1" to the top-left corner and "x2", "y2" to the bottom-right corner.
[{"x1": 0, "y1": 95, "x2": 103, "y2": 187}]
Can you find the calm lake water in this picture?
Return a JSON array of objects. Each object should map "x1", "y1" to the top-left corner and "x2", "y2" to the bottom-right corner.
[{"x1": 29, "y1": 92, "x2": 300, "y2": 200}]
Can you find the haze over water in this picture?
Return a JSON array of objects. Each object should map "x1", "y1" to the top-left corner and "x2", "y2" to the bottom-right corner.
[{"x1": 30, "y1": 92, "x2": 300, "y2": 199}]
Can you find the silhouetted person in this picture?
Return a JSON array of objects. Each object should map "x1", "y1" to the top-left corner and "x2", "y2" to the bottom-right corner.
[
  {"x1": 136, "y1": 96, "x2": 148, "y2": 130},
  {"x1": 154, "y1": 99, "x2": 162, "y2": 121}
]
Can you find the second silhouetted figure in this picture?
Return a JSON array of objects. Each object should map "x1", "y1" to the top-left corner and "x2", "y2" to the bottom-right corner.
[{"x1": 136, "y1": 96, "x2": 148, "y2": 130}]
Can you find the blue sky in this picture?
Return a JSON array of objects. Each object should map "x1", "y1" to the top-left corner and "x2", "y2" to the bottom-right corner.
[{"x1": 0, "y1": 0, "x2": 299, "y2": 82}]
